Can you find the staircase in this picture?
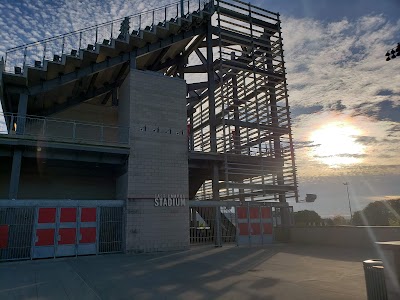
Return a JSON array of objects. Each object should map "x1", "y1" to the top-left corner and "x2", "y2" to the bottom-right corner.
[{"x1": 2, "y1": 1, "x2": 213, "y2": 80}]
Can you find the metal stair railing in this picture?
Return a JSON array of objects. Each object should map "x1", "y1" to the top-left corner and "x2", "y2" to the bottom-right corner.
[
  {"x1": 0, "y1": 112, "x2": 130, "y2": 145},
  {"x1": 4, "y1": 0, "x2": 213, "y2": 74}
]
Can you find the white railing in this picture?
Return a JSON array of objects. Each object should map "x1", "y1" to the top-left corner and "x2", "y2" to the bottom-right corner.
[
  {"x1": 4, "y1": 0, "x2": 212, "y2": 74},
  {"x1": 0, "y1": 112, "x2": 129, "y2": 145}
]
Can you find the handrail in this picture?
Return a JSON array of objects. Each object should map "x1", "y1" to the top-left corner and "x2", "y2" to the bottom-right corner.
[
  {"x1": 4, "y1": 0, "x2": 212, "y2": 73},
  {"x1": 0, "y1": 112, "x2": 130, "y2": 145}
]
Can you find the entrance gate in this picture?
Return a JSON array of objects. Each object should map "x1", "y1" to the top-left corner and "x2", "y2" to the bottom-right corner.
[
  {"x1": 237, "y1": 205, "x2": 273, "y2": 246},
  {"x1": 0, "y1": 200, "x2": 124, "y2": 261},
  {"x1": 189, "y1": 201, "x2": 292, "y2": 247},
  {"x1": 32, "y1": 207, "x2": 98, "y2": 258}
]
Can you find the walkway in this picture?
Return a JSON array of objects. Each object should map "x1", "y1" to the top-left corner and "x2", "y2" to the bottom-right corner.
[{"x1": 0, "y1": 244, "x2": 373, "y2": 299}]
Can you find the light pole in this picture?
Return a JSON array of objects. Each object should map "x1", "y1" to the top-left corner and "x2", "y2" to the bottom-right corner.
[{"x1": 343, "y1": 182, "x2": 353, "y2": 223}]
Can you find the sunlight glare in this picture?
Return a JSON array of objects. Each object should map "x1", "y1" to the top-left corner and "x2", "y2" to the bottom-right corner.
[{"x1": 309, "y1": 122, "x2": 365, "y2": 167}]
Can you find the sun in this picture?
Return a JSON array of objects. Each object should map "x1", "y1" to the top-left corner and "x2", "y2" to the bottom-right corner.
[{"x1": 309, "y1": 122, "x2": 365, "y2": 167}]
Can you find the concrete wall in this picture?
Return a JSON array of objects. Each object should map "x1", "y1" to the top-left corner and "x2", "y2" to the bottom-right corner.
[
  {"x1": 16, "y1": 162, "x2": 115, "y2": 200},
  {"x1": 120, "y1": 69, "x2": 189, "y2": 253},
  {"x1": 291, "y1": 226, "x2": 400, "y2": 249},
  {"x1": 53, "y1": 102, "x2": 119, "y2": 126}
]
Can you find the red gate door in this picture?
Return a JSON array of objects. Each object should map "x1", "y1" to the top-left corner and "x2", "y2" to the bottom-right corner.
[
  {"x1": 33, "y1": 208, "x2": 56, "y2": 258},
  {"x1": 249, "y1": 206, "x2": 262, "y2": 245},
  {"x1": 0, "y1": 225, "x2": 9, "y2": 249},
  {"x1": 236, "y1": 205, "x2": 274, "y2": 246},
  {"x1": 56, "y1": 207, "x2": 77, "y2": 257},
  {"x1": 77, "y1": 207, "x2": 97, "y2": 255},
  {"x1": 237, "y1": 206, "x2": 249, "y2": 246},
  {"x1": 261, "y1": 207, "x2": 273, "y2": 244}
]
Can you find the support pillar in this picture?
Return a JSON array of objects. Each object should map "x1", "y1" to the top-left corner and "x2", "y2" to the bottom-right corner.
[
  {"x1": 206, "y1": 20, "x2": 219, "y2": 203},
  {"x1": 16, "y1": 93, "x2": 28, "y2": 135},
  {"x1": 265, "y1": 37, "x2": 285, "y2": 203},
  {"x1": 9, "y1": 149, "x2": 22, "y2": 199}
]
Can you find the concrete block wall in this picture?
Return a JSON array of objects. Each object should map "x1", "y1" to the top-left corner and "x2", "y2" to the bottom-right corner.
[
  {"x1": 120, "y1": 69, "x2": 189, "y2": 253},
  {"x1": 290, "y1": 226, "x2": 400, "y2": 249}
]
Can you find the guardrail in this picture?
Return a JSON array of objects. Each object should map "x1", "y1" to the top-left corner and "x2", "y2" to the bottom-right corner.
[
  {"x1": 0, "y1": 112, "x2": 129, "y2": 145},
  {"x1": 4, "y1": 0, "x2": 212, "y2": 74}
]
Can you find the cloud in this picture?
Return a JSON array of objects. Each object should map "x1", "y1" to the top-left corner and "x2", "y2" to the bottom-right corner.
[
  {"x1": 354, "y1": 100, "x2": 400, "y2": 122},
  {"x1": 367, "y1": 195, "x2": 400, "y2": 201},
  {"x1": 376, "y1": 89, "x2": 397, "y2": 96},
  {"x1": 355, "y1": 136, "x2": 378, "y2": 144},
  {"x1": 283, "y1": 14, "x2": 400, "y2": 111},
  {"x1": 314, "y1": 153, "x2": 367, "y2": 159},
  {"x1": 329, "y1": 100, "x2": 346, "y2": 111},
  {"x1": 291, "y1": 105, "x2": 324, "y2": 118},
  {"x1": 294, "y1": 141, "x2": 320, "y2": 149}
]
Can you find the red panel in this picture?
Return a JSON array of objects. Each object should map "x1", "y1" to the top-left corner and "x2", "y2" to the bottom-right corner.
[
  {"x1": 81, "y1": 208, "x2": 96, "y2": 222},
  {"x1": 79, "y1": 227, "x2": 96, "y2": 244},
  {"x1": 60, "y1": 208, "x2": 77, "y2": 223},
  {"x1": 36, "y1": 229, "x2": 55, "y2": 246},
  {"x1": 250, "y1": 223, "x2": 261, "y2": 235},
  {"x1": 38, "y1": 208, "x2": 56, "y2": 223},
  {"x1": 263, "y1": 223, "x2": 273, "y2": 235},
  {"x1": 261, "y1": 207, "x2": 272, "y2": 219},
  {"x1": 238, "y1": 223, "x2": 249, "y2": 236},
  {"x1": 0, "y1": 225, "x2": 9, "y2": 249},
  {"x1": 58, "y1": 228, "x2": 76, "y2": 245},
  {"x1": 237, "y1": 207, "x2": 247, "y2": 219},
  {"x1": 249, "y1": 207, "x2": 260, "y2": 220}
]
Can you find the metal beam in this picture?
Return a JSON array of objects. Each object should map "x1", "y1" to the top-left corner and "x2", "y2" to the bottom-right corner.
[
  {"x1": 0, "y1": 135, "x2": 129, "y2": 154},
  {"x1": 221, "y1": 119, "x2": 289, "y2": 135},
  {"x1": 101, "y1": 91, "x2": 112, "y2": 105},
  {"x1": 198, "y1": 39, "x2": 235, "y2": 48},
  {"x1": 218, "y1": 6, "x2": 279, "y2": 31},
  {"x1": 206, "y1": 20, "x2": 219, "y2": 202},
  {"x1": 195, "y1": 49, "x2": 220, "y2": 80},
  {"x1": 148, "y1": 47, "x2": 172, "y2": 71},
  {"x1": 184, "y1": 64, "x2": 207, "y2": 73}
]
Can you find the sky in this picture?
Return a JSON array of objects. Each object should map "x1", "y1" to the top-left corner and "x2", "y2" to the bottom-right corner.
[{"x1": 0, "y1": 0, "x2": 399, "y2": 217}]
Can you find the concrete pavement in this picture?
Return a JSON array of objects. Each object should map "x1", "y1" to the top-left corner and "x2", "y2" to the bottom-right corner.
[{"x1": 0, "y1": 244, "x2": 374, "y2": 299}]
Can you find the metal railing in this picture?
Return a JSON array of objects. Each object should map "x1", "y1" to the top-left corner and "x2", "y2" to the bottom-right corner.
[
  {"x1": 4, "y1": 0, "x2": 212, "y2": 74},
  {"x1": 0, "y1": 112, "x2": 129, "y2": 145}
]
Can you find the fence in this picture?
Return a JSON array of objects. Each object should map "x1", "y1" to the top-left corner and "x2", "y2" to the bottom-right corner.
[
  {"x1": 0, "y1": 200, "x2": 124, "y2": 261},
  {"x1": 0, "y1": 112, "x2": 130, "y2": 145},
  {"x1": 4, "y1": 0, "x2": 212, "y2": 73},
  {"x1": 189, "y1": 201, "x2": 293, "y2": 246}
]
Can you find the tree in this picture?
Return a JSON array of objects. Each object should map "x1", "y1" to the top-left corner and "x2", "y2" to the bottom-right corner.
[
  {"x1": 293, "y1": 210, "x2": 321, "y2": 225},
  {"x1": 351, "y1": 200, "x2": 400, "y2": 226},
  {"x1": 322, "y1": 218, "x2": 334, "y2": 226},
  {"x1": 332, "y1": 215, "x2": 349, "y2": 225},
  {"x1": 352, "y1": 211, "x2": 364, "y2": 226},
  {"x1": 362, "y1": 201, "x2": 390, "y2": 226}
]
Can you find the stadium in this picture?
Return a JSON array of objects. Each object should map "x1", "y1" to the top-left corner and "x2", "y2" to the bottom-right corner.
[{"x1": 0, "y1": 0, "x2": 298, "y2": 260}]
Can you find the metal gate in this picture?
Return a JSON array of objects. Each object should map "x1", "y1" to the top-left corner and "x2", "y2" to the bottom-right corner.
[
  {"x1": 189, "y1": 201, "x2": 293, "y2": 247},
  {"x1": 0, "y1": 200, "x2": 124, "y2": 261},
  {"x1": 237, "y1": 205, "x2": 273, "y2": 246}
]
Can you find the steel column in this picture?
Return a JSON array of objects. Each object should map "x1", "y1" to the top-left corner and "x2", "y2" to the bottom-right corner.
[{"x1": 8, "y1": 149, "x2": 22, "y2": 200}]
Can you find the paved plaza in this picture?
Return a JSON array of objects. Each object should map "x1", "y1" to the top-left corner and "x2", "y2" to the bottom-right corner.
[{"x1": 0, "y1": 244, "x2": 375, "y2": 299}]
